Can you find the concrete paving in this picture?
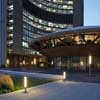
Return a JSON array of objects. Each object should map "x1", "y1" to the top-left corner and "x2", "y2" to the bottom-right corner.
[{"x1": 0, "y1": 81, "x2": 100, "y2": 100}]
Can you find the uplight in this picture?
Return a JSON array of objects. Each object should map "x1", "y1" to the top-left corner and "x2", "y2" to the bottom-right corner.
[
  {"x1": 63, "y1": 72, "x2": 66, "y2": 80},
  {"x1": 24, "y1": 76, "x2": 27, "y2": 93},
  {"x1": 89, "y1": 55, "x2": 92, "y2": 65}
]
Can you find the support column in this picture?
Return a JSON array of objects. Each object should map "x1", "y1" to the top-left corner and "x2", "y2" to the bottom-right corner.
[{"x1": 0, "y1": 0, "x2": 7, "y2": 67}]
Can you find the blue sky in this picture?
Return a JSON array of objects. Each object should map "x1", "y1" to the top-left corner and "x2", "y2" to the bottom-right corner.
[{"x1": 84, "y1": 0, "x2": 100, "y2": 26}]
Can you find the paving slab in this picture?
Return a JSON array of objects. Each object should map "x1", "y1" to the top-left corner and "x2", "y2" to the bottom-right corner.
[{"x1": 0, "y1": 81, "x2": 100, "y2": 100}]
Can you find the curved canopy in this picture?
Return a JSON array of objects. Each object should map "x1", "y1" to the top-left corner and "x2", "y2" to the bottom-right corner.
[{"x1": 30, "y1": 26, "x2": 100, "y2": 56}]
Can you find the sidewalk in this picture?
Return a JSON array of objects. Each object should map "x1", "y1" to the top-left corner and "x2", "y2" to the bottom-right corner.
[{"x1": 0, "y1": 81, "x2": 100, "y2": 100}]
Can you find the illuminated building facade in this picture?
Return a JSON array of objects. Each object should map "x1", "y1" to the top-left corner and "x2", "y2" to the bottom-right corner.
[
  {"x1": 0, "y1": 0, "x2": 83, "y2": 67},
  {"x1": 30, "y1": 26, "x2": 100, "y2": 72}
]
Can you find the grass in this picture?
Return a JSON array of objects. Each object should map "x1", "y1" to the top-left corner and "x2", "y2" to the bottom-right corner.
[
  {"x1": 0, "y1": 76, "x2": 54, "y2": 94},
  {"x1": 13, "y1": 76, "x2": 53, "y2": 90}
]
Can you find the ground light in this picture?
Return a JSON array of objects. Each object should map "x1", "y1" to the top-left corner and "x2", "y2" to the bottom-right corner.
[
  {"x1": 89, "y1": 55, "x2": 92, "y2": 77},
  {"x1": 24, "y1": 76, "x2": 28, "y2": 93},
  {"x1": 63, "y1": 71, "x2": 66, "y2": 81}
]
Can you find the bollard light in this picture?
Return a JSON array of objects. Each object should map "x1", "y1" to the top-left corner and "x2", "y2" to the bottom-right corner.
[
  {"x1": 24, "y1": 76, "x2": 27, "y2": 93},
  {"x1": 63, "y1": 72, "x2": 66, "y2": 80},
  {"x1": 88, "y1": 55, "x2": 92, "y2": 77}
]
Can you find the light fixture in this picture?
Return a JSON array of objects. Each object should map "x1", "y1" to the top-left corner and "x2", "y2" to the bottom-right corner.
[
  {"x1": 6, "y1": 59, "x2": 10, "y2": 65},
  {"x1": 63, "y1": 72, "x2": 66, "y2": 80},
  {"x1": 23, "y1": 60, "x2": 25, "y2": 65},
  {"x1": 89, "y1": 55, "x2": 92, "y2": 65},
  {"x1": 34, "y1": 58, "x2": 37, "y2": 65},
  {"x1": 51, "y1": 60, "x2": 54, "y2": 65},
  {"x1": 24, "y1": 76, "x2": 27, "y2": 93},
  {"x1": 88, "y1": 55, "x2": 92, "y2": 77},
  {"x1": 80, "y1": 61, "x2": 84, "y2": 66}
]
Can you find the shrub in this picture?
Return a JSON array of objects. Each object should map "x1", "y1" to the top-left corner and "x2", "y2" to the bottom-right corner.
[{"x1": 0, "y1": 75, "x2": 14, "y2": 93}]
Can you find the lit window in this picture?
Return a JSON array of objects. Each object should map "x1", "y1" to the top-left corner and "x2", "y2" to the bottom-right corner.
[
  {"x1": 48, "y1": 22, "x2": 53, "y2": 27},
  {"x1": 85, "y1": 35, "x2": 95, "y2": 41},
  {"x1": 53, "y1": 0, "x2": 56, "y2": 2},
  {"x1": 67, "y1": 6, "x2": 73, "y2": 10},
  {"x1": 8, "y1": 40, "x2": 13, "y2": 45},
  {"x1": 37, "y1": 25, "x2": 42, "y2": 28},
  {"x1": 37, "y1": 52, "x2": 40, "y2": 55},
  {"x1": 46, "y1": 27, "x2": 51, "y2": 31},
  {"x1": 8, "y1": 5, "x2": 13, "y2": 10},
  {"x1": 9, "y1": 34, "x2": 13, "y2": 37},
  {"x1": 22, "y1": 42, "x2": 29, "y2": 48},
  {"x1": 68, "y1": 1, "x2": 73, "y2": 5},
  {"x1": 8, "y1": 49, "x2": 13, "y2": 53},
  {"x1": 39, "y1": 19, "x2": 42, "y2": 23},
  {"x1": 39, "y1": 4, "x2": 42, "y2": 7},
  {"x1": 9, "y1": 27, "x2": 13, "y2": 30},
  {"x1": 63, "y1": 5, "x2": 68, "y2": 9},
  {"x1": 33, "y1": 58, "x2": 37, "y2": 65},
  {"x1": 9, "y1": 20, "x2": 13, "y2": 23}
]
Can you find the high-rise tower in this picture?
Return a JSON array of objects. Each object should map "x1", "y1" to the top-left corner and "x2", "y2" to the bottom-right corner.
[{"x1": 0, "y1": 0, "x2": 83, "y2": 67}]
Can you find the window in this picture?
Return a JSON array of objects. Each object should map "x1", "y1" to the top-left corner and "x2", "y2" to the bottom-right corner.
[
  {"x1": 22, "y1": 42, "x2": 29, "y2": 48},
  {"x1": 7, "y1": 40, "x2": 13, "y2": 45}
]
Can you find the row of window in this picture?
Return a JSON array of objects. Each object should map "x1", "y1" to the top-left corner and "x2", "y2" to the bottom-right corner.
[
  {"x1": 31, "y1": 0, "x2": 73, "y2": 10},
  {"x1": 29, "y1": 0, "x2": 73, "y2": 14},
  {"x1": 46, "y1": 0, "x2": 73, "y2": 4},
  {"x1": 23, "y1": 26, "x2": 42, "y2": 38},
  {"x1": 23, "y1": 10, "x2": 72, "y2": 32},
  {"x1": 22, "y1": 10, "x2": 42, "y2": 55},
  {"x1": 23, "y1": 22, "x2": 46, "y2": 34},
  {"x1": 7, "y1": 3, "x2": 14, "y2": 53},
  {"x1": 22, "y1": 9, "x2": 73, "y2": 53},
  {"x1": 8, "y1": 5, "x2": 13, "y2": 11}
]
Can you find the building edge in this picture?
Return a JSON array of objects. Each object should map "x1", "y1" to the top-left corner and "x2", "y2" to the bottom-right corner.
[{"x1": 0, "y1": 0, "x2": 7, "y2": 67}]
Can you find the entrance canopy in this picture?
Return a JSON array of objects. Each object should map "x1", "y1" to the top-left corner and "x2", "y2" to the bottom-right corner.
[{"x1": 30, "y1": 26, "x2": 100, "y2": 56}]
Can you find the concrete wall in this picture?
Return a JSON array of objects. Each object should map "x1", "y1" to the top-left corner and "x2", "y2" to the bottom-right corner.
[{"x1": 0, "y1": 0, "x2": 7, "y2": 67}]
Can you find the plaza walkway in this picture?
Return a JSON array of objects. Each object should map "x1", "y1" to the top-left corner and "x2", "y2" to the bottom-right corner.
[{"x1": 0, "y1": 81, "x2": 100, "y2": 100}]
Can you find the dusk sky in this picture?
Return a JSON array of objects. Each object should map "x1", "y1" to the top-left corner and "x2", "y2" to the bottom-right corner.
[{"x1": 84, "y1": 0, "x2": 100, "y2": 26}]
